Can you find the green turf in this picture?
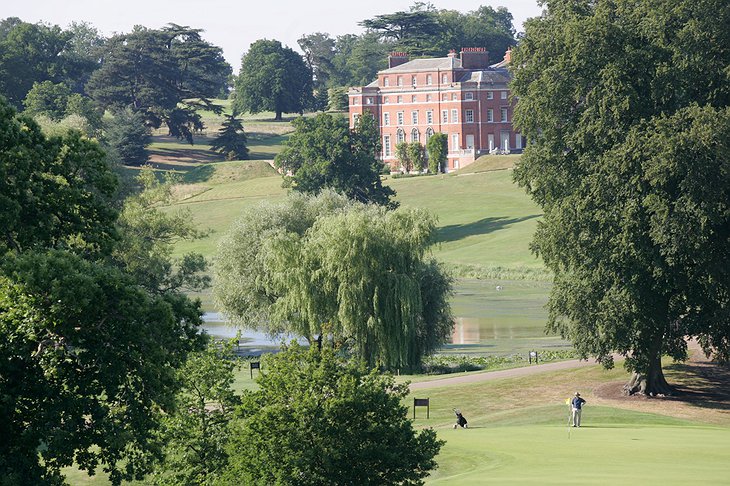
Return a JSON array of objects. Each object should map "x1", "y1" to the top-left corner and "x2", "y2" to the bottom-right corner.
[
  {"x1": 388, "y1": 169, "x2": 544, "y2": 274},
  {"x1": 426, "y1": 417, "x2": 730, "y2": 484}
]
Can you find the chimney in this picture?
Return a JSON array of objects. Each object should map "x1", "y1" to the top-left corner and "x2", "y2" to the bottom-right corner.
[
  {"x1": 503, "y1": 47, "x2": 513, "y2": 64},
  {"x1": 388, "y1": 52, "x2": 409, "y2": 69},
  {"x1": 460, "y1": 47, "x2": 489, "y2": 69}
]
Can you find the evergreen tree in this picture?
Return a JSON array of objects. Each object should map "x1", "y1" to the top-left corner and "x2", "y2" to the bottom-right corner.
[
  {"x1": 104, "y1": 108, "x2": 150, "y2": 166},
  {"x1": 209, "y1": 114, "x2": 249, "y2": 160}
]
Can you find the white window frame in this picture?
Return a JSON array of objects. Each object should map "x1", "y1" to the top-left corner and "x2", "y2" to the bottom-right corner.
[
  {"x1": 383, "y1": 77, "x2": 390, "y2": 87},
  {"x1": 397, "y1": 128, "x2": 405, "y2": 143},
  {"x1": 487, "y1": 91, "x2": 494, "y2": 100},
  {"x1": 487, "y1": 109, "x2": 494, "y2": 122},
  {"x1": 465, "y1": 92, "x2": 474, "y2": 101},
  {"x1": 411, "y1": 111, "x2": 418, "y2": 125},
  {"x1": 426, "y1": 74, "x2": 432, "y2": 85},
  {"x1": 411, "y1": 75, "x2": 417, "y2": 86},
  {"x1": 501, "y1": 107, "x2": 508, "y2": 122},
  {"x1": 451, "y1": 133, "x2": 459, "y2": 150},
  {"x1": 383, "y1": 113, "x2": 390, "y2": 126},
  {"x1": 465, "y1": 109, "x2": 474, "y2": 123},
  {"x1": 397, "y1": 95, "x2": 403, "y2": 104},
  {"x1": 411, "y1": 128, "x2": 419, "y2": 143},
  {"x1": 397, "y1": 111, "x2": 404, "y2": 125},
  {"x1": 384, "y1": 135, "x2": 391, "y2": 157},
  {"x1": 441, "y1": 110, "x2": 448, "y2": 124},
  {"x1": 451, "y1": 109, "x2": 458, "y2": 123},
  {"x1": 411, "y1": 95, "x2": 417, "y2": 103},
  {"x1": 501, "y1": 91, "x2": 508, "y2": 100},
  {"x1": 397, "y1": 76, "x2": 403, "y2": 86},
  {"x1": 442, "y1": 73, "x2": 448, "y2": 84},
  {"x1": 426, "y1": 110, "x2": 433, "y2": 124}
]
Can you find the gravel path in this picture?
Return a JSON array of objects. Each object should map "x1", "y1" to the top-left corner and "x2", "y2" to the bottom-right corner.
[{"x1": 409, "y1": 358, "x2": 606, "y2": 391}]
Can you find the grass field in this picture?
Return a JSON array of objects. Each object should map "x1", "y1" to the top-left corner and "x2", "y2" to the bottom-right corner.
[{"x1": 64, "y1": 351, "x2": 730, "y2": 485}]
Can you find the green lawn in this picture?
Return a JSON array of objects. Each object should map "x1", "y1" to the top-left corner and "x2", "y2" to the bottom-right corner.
[
  {"x1": 427, "y1": 416, "x2": 730, "y2": 484},
  {"x1": 166, "y1": 161, "x2": 545, "y2": 278},
  {"x1": 64, "y1": 357, "x2": 730, "y2": 485},
  {"x1": 389, "y1": 169, "x2": 544, "y2": 274}
]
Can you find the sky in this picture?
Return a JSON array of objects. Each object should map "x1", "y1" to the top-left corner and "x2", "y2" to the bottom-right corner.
[{"x1": 4, "y1": 0, "x2": 544, "y2": 69}]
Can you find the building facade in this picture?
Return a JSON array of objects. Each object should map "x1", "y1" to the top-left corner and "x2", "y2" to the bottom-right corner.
[{"x1": 348, "y1": 48, "x2": 521, "y2": 171}]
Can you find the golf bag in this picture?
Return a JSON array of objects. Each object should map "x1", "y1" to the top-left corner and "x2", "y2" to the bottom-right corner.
[{"x1": 453, "y1": 408, "x2": 468, "y2": 428}]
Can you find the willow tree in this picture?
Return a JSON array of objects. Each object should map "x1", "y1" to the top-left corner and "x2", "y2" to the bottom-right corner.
[
  {"x1": 511, "y1": 0, "x2": 730, "y2": 395},
  {"x1": 214, "y1": 191, "x2": 453, "y2": 369}
]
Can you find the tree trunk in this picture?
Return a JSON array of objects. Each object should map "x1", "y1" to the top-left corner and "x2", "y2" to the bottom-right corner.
[
  {"x1": 623, "y1": 352, "x2": 674, "y2": 396},
  {"x1": 275, "y1": 110, "x2": 283, "y2": 121}
]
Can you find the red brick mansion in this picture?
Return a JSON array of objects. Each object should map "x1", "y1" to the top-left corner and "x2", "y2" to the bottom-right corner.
[{"x1": 348, "y1": 48, "x2": 521, "y2": 171}]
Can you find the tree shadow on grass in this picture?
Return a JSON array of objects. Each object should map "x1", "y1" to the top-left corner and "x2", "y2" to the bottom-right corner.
[
  {"x1": 663, "y1": 360, "x2": 730, "y2": 412},
  {"x1": 148, "y1": 147, "x2": 223, "y2": 165},
  {"x1": 437, "y1": 215, "x2": 541, "y2": 243}
]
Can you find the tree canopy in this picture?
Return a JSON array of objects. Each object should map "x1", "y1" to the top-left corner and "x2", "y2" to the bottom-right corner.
[
  {"x1": 214, "y1": 191, "x2": 453, "y2": 370},
  {"x1": 359, "y1": 3, "x2": 515, "y2": 60},
  {"x1": 511, "y1": 0, "x2": 730, "y2": 395},
  {"x1": 0, "y1": 98, "x2": 206, "y2": 484},
  {"x1": 223, "y1": 344, "x2": 444, "y2": 485},
  {"x1": 0, "y1": 19, "x2": 73, "y2": 108},
  {"x1": 233, "y1": 39, "x2": 312, "y2": 121},
  {"x1": 426, "y1": 132, "x2": 448, "y2": 174},
  {"x1": 86, "y1": 24, "x2": 231, "y2": 143},
  {"x1": 274, "y1": 112, "x2": 396, "y2": 207},
  {"x1": 0, "y1": 99, "x2": 117, "y2": 255}
]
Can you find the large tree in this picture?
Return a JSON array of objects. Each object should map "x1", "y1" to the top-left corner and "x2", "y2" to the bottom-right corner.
[
  {"x1": 233, "y1": 39, "x2": 312, "y2": 121},
  {"x1": 0, "y1": 19, "x2": 72, "y2": 107},
  {"x1": 511, "y1": 0, "x2": 730, "y2": 396},
  {"x1": 360, "y1": 4, "x2": 445, "y2": 57},
  {"x1": 86, "y1": 24, "x2": 230, "y2": 143},
  {"x1": 0, "y1": 97, "x2": 206, "y2": 484},
  {"x1": 298, "y1": 32, "x2": 336, "y2": 109},
  {"x1": 0, "y1": 99, "x2": 117, "y2": 255},
  {"x1": 214, "y1": 191, "x2": 453, "y2": 370},
  {"x1": 274, "y1": 112, "x2": 396, "y2": 207},
  {"x1": 222, "y1": 344, "x2": 444, "y2": 485},
  {"x1": 358, "y1": 4, "x2": 515, "y2": 60}
]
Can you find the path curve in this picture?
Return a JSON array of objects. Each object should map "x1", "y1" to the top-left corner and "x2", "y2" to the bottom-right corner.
[{"x1": 409, "y1": 358, "x2": 610, "y2": 391}]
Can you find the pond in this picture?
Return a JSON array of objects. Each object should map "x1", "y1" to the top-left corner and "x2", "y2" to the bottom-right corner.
[{"x1": 201, "y1": 279, "x2": 571, "y2": 356}]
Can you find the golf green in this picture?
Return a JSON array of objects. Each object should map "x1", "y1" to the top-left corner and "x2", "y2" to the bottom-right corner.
[{"x1": 426, "y1": 407, "x2": 730, "y2": 484}]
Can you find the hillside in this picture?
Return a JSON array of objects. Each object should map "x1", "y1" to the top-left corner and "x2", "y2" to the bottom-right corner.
[{"x1": 164, "y1": 155, "x2": 545, "y2": 279}]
